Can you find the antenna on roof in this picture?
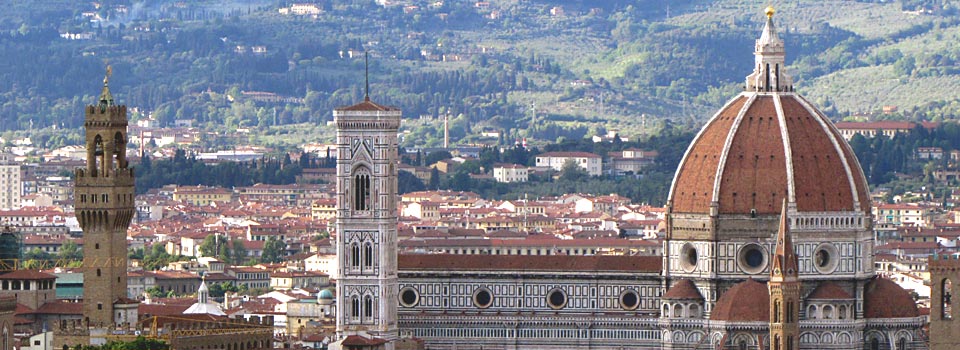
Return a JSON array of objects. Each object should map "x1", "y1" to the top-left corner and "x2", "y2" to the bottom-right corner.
[{"x1": 364, "y1": 51, "x2": 370, "y2": 102}]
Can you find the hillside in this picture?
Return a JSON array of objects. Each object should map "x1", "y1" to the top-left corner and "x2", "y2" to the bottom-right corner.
[{"x1": 0, "y1": 0, "x2": 958, "y2": 150}]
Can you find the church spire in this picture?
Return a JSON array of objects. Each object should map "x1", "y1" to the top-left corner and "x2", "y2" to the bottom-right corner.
[
  {"x1": 769, "y1": 199, "x2": 800, "y2": 350},
  {"x1": 745, "y1": 6, "x2": 793, "y2": 92},
  {"x1": 771, "y1": 199, "x2": 798, "y2": 281}
]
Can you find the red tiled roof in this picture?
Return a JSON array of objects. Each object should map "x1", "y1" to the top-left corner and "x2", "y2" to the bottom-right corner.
[
  {"x1": 806, "y1": 282, "x2": 852, "y2": 300},
  {"x1": 670, "y1": 95, "x2": 870, "y2": 215},
  {"x1": 537, "y1": 151, "x2": 601, "y2": 159},
  {"x1": 398, "y1": 254, "x2": 660, "y2": 273},
  {"x1": 336, "y1": 99, "x2": 399, "y2": 112},
  {"x1": 34, "y1": 301, "x2": 83, "y2": 315},
  {"x1": 710, "y1": 279, "x2": 769, "y2": 322},
  {"x1": 0, "y1": 270, "x2": 57, "y2": 280},
  {"x1": 139, "y1": 303, "x2": 190, "y2": 316},
  {"x1": 341, "y1": 335, "x2": 388, "y2": 346},
  {"x1": 662, "y1": 279, "x2": 703, "y2": 300},
  {"x1": 864, "y1": 277, "x2": 919, "y2": 318}
]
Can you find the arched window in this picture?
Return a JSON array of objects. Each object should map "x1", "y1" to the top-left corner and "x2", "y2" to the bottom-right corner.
[
  {"x1": 363, "y1": 242, "x2": 374, "y2": 268},
  {"x1": 350, "y1": 296, "x2": 360, "y2": 320},
  {"x1": 93, "y1": 135, "x2": 105, "y2": 177},
  {"x1": 114, "y1": 132, "x2": 126, "y2": 169},
  {"x1": 738, "y1": 340, "x2": 747, "y2": 350},
  {"x1": 353, "y1": 168, "x2": 371, "y2": 211},
  {"x1": 363, "y1": 295, "x2": 374, "y2": 321},
  {"x1": 350, "y1": 243, "x2": 360, "y2": 268},
  {"x1": 943, "y1": 278, "x2": 953, "y2": 320},
  {"x1": 870, "y1": 338, "x2": 880, "y2": 350},
  {"x1": 662, "y1": 304, "x2": 669, "y2": 317},
  {"x1": 673, "y1": 304, "x2": 682, "y2": 318},
  {"x1": 807, "y1": 304, "x2": 818, "y2": 319},
  {"x1": 838, "y1": 305, "x2": 847, "y2": 320},
  {"x1": 774, "y1": 300, "x2": 781, "y2": 323},
  {"x1": 688, "y1": 303, "x2": 700, "y2": 318},
  {"x1": 898, "y1": 337, "x2": 907, "y2": 350}
]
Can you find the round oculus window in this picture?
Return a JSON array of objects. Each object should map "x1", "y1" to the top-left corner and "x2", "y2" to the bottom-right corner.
[
  {"x1": 399, "y1": 287, "x2": 419, "y2": 307},
  {"x1": 547, "y1": 288, "x2": 567, "y2": 310},
  {"x1": 813, "y1": 243, "x2": 840, "y2": 274},
  {"x1": 737, "y1": 244, "x2": 767, "y2": 274},
  {"x1": 473, "y1": 288, "x2": 493, "y2": 308},
  {"x1": 680, "y1": 243, "x2": 698, "y2": 272},
  {"x1": 620, "y1": 289, "x2": 640, "y2": 310}
]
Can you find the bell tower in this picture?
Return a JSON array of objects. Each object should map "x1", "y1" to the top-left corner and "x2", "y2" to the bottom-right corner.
[
  {"x1": 330, "y1": 66, "x2": 401, "y2": 350},
  {"x1": 769, "y1": 200, "x2": 800, "y2": 350},
  {"x1": 75, "y1": 67, "x2": 136, "y2": 328}
]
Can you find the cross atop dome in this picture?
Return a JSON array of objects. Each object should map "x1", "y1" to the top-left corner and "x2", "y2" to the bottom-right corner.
[{"x1": 745, "y1": 6, "x2": 793, "y2": 92}]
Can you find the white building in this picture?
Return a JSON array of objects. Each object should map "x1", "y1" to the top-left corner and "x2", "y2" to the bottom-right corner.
[
  {"x1": 492, "y1": 163, "x2": 528, "y2": 183},
  {"x1": 0, "y1": 153, "x2": 21, "y2": 210},
  {"x1": 535, "y1": 151, "x2": 602, "y2": 176}
]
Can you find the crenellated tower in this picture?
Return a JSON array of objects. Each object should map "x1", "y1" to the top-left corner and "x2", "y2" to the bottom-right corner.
[
  {"x1": 330, "y1": 73, "x2": 401, "y2": 350},
  {"x1": 75, "y1": 67, "x2": 136, "y2": 328},
  {"x1": 769, "y1": 200, "x2": 799, "y2": 350}
]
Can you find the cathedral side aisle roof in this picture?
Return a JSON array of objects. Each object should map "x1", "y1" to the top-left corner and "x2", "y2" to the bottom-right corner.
[
  {"x1": 398, "y1": 254, "x2": 661, "y2": 273},
  {"x1": 710, "y1": 279, "x2": 769, "y2": 322}
]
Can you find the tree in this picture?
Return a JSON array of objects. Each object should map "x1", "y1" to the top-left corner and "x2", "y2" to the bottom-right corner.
[
  {"x1": 559, "y1": 159, "x2": 588, "y2": 182},
  {"x1": 230, "y1": 239, "x2": 248, "y2": 265},
  {"x1": 198, "y1": 234, "x2": 230, "y2": 260},
  {"x1": 58, "y1": 241, "x2": 83, "y2": 261},
  {"x1": 260, "y1": 237, "x2": 286, "y2": 264}
]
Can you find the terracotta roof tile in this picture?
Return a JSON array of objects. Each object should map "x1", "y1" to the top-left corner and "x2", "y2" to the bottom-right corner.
[
  {"x1": 806, "y1": 282, "x2": 852, "y2": 300},
  {"x1": 662, "y1": 279, "x2": 703, "y2": 300},
  {"x1": 336, "y1": 99, "x2": 399, "y2": 112},
  {"x1": 0, "y1": 270, "x2": 58, "y2": 280},
  {"x1": 864, "y1": 277, "x2": 919, "y2": 318},
  {"x1": 710, "y1": 278, "x2": 769, "y2": 322}
]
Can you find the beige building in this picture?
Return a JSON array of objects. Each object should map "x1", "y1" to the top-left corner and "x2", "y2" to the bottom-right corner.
[
  {"x1": 172, "y1": 185, "x2": 233, "y2": 205},
  {"x1": 535, "y1": 151, "x2": 602, "y2": 176},
  {"x1": 492, "y1": 163, "x2": 528, "y2": 183}
]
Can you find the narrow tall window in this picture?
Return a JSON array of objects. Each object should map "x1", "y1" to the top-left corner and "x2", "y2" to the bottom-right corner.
[
  {"x1": 353, "y1": 168, "x2": 371, "y2": 211},
  {"x1": 944, "y1": 278, "x2": 953, "y2": 320},
  {"x1": 364, "y1": 242, "x2": 374, "y2": 268},
  {"x1": 351, "y1": 243, "x2": 360, "y2": 268},
  {"x1": 351, "y1": 296, "x2": 360, "y2": 320},
  {"x1": 364, "y1": 295, "x2": 374, "y2": 319}
]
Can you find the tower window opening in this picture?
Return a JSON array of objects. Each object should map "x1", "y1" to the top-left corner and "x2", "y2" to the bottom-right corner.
[
  {"x1": 93, "y1": 135, "x2": 104, "y2": 177},
  {"x1": 351, "y1": 243, "x2": 360, "y2": 268},
  {"x1": 943, "y1": 278, "x2": 953, "y2": 320},
  {"x1": 363, "y1": 242, "x2": 373, "y2": 268},
  {"x1": 353, "y1": 168, "x2": 371, "y2": 211},
  {"x1": 363, "y1": 295, "x2": 374, "y2": 319}
]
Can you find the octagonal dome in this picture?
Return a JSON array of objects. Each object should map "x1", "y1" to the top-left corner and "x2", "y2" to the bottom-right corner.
[{"x1": 667, "y1": 10, "x2": 870, "y2": 216}]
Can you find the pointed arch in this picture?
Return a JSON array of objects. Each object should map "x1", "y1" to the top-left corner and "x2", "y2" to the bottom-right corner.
[{"x1": 352, "y1": 166, "x2": 372, "y2": 212}]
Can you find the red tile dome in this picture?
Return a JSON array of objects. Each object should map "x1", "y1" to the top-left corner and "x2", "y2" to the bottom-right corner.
[
  {"x1": 662, "y1": 279, "x2": 703, "y2": 300},
  {"x1": 710, "y1": 279, "x2": 769, "y2": 321},
  {"x1": 806, "y1": 281, "x2": 853, "y2": 300},
  {"x1": 668, "y1": 93, "x2": 871, "y2": 215},
  {"x1": 864, "y1": 277, "x2": 919, "y2": 318}
]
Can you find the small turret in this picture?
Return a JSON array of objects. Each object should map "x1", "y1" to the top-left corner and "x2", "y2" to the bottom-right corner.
[{"x1": 745, "y1": 6, "x2": 794, "y2": 92}]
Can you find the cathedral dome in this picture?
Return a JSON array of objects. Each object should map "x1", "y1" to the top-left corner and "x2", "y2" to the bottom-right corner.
[
  {"x1": 710, "y1": 279, "x2": 769, "y2": 321},
  {"x1": 864, "y1": 277, "x2": 919, "y2": 318},
  {"x1": 667, "y1": 10, "x2": 870, "y2": 216},
  {"x1": 662, "y1": 279, "x2": 703, "y2": 300}
]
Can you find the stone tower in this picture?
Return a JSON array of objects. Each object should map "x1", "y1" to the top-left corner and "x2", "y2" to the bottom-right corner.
[
  {"x1": 75, "y1": 68, "x2": 136, "y2": 328},
  {"x1": 330, "y1": 84, "x2": 401, "y2": 350},
  {"x1": 929, "y1": 254, "x2": 960, "y2": 350},
  {"x1": 769, "y1": 200, "x2": 799, "y2": 350}
]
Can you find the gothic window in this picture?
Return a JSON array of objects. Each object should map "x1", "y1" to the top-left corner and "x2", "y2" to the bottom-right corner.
[
  {"x1": 870, "y1": 339, "x2": 879, "y2": 350},
  {"x1": 363, "y1": 295, "x2": 374, "y2": 320},
  {"x1": 350, "y1": 296, "x2": 360, "y2": 321},
  {"x1": 364, "y1": 242, "x2": 374, "y2": 268},
  {"x1": 774, "y1": 300, "x2": 781, "y2": 322},
  {"x1": 787, "y1": 301, "x2": 794, "y2": 322},
  {"x1": 898, "y1": 337, "x2": 907, "y2": 350},
  {"x1": 943, "y1": 278, "x2": 953, "y2": 320},
  {"x1": 350, "y1": 243, "x2": 360, "y2": 268},
  {"x1": 353, "y1": 168, "x2": 371, "y2": 211}
]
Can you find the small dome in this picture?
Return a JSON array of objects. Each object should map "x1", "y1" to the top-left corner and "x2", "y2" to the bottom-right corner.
[
  {"x1": 806, "y1": 282, "x2": 852, "y2": 300},
  {"x1": 711, "y1": 279, "x2": 769, "y2": 322},
  {"x1": 662, "y1": 279, "x2": 703, "y2": 300},
  {"x1": 864, "y1": 277, "x2": 919, "y2": 318},
  {"x1": 319, "y1": 289, "x2": 334, "y2": 300}
]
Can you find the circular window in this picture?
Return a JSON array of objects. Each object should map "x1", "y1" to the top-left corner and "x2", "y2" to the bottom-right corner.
[
  {"x1": 620, "y1": 289, "x2": 640, "y2": 310},
  {"x1": 473, "y1": 287, "x2": 493, "y2": 308},
  {"x1": 680, "y1": 243, "x2": 698, "y2": 272},
  {"x1": 813, "y1": 243, "x2": 840, "y2": 274},
  {"x1": 737, "y1": 244, "x2": 767, "y2": 274},
  {"x1": 546, "y1": 288, "x2": 567, "y2": 309},
  {"x1": 399, "y1": 287, "x2": 419, "y2": 307}
]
